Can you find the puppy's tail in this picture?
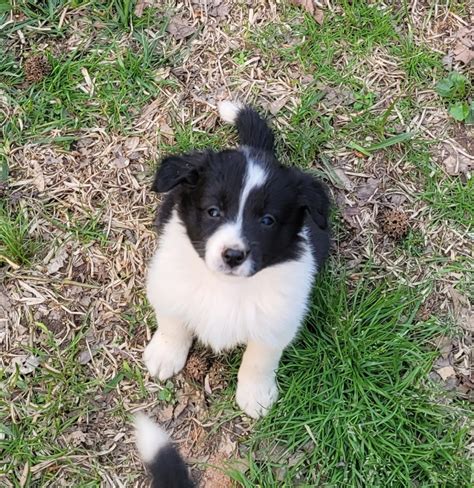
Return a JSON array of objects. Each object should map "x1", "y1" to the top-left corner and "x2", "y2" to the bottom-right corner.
[
  {"x1": 135, "y1": 413, "x2": 194, "y2": 488},
  {"x1": 218, "y1": 100, "x2": 275, "y2": 152}
]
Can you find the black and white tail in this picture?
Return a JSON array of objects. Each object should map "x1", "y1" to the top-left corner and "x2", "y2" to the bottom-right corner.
[
  {"x1": 218, "y1": 100, "x2": 275, "y2": 153},
  {"x1": 135, "y1": 414, "x2": 194, "y2": 488}
]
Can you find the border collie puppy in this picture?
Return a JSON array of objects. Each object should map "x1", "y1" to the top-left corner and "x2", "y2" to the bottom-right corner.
[
  {"x1": 144, "y1": 102, "x2": 330, "y2": 418},
  {"x1": 135, "y1": 414, "x2": 194, "y2": 488}
]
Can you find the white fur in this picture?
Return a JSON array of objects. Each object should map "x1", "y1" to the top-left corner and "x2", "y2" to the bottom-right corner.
[
  {"x1": 236, "y1": 341, "x2": 281, "y2": 418},
  {"x1": 218, "y1": 100, "x2": 243, "y2": 124},
  {"x1": 135, "y1": 413, "x2": 169, "y2": 464},
  {"x1": 146, "y1": 210, "x2": 316, "y2": 354},
  {"x1": 143, "y1": 316, "x2": 193, "y2": 381},
  {"x1": 145, "y1": 197, "x2": 317, "y2": 416},
  {"x1": 237, "y1": 162, "x2": 267, "y2": 224},
  {"x1": 205, "y1": 222, "x2": 253, "y2": 276},
  {"x1": 204, "y1": 161, "x2": 268, "y2": 277}
]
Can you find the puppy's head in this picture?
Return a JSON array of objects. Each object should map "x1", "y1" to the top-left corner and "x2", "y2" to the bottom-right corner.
[{"x1": 152, "y1": 148, "x2": 329, "y2": 278}]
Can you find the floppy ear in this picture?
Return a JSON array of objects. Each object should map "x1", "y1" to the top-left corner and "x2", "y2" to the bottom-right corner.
[
  {"x1": 151, "y1": 152, "x2": 208, "y2": 193},
  {"x1": 298, "y1": 173, "x2": 330, "y2": 230}
]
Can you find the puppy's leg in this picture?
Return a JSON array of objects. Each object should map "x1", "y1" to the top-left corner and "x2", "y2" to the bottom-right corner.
[
  {"x1": 236, "y1": 341, "x2": 282, "y2": 419},
  {"x1": 144, "y1": 316, "x2": 193, "y2": 381}
]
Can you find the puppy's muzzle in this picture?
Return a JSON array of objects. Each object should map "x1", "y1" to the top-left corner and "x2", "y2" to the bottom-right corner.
[{"x1": 222, "y1": 248, "x2": 248, "y2": 268}]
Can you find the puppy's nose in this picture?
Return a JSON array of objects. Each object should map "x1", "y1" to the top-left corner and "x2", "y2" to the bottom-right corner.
[{"x1": 222, "y1": 248, "x2": 247, "y2": 268}]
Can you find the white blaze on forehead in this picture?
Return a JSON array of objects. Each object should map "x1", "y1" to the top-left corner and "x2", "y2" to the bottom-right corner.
[
  {"x1": 204, "y1": 159, "x2": 267, "y2": 277},
  {"x1": 237, "y1": 162, "x2": 267, "y2": 225}
]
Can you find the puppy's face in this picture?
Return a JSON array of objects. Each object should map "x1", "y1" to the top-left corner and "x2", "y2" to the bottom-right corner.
[{"x1": 153, "y1": 149, "x2": 328, "y2": 277}]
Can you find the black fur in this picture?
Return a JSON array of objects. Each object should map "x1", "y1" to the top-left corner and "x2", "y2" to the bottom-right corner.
[
  {"x1": 152, "y1": 105, "x2": 330, "y2": 274},
  {"x1": 234, "y1": 106, "x2": 275, "y2": 152},
  {"x1": 147, "y1": 444, "x2": 194, "y2": 488}
]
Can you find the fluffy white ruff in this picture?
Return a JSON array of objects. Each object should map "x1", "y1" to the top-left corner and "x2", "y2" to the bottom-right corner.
[
  {"x1": 134, "y1": 413, "x2": 169, "y2": 464},
  {"x1": 146, "y1": 211, "x2": 315, "y2": 353},
  {"x1": 218, "y1": 100, "x2": 243, "y2": 124}
]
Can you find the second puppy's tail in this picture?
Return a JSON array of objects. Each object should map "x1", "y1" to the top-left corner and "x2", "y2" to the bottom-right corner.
[
  {"x1": 135, "y1": 413, "x2": 194, "y2": 488},
  {"x1": 218, "y1": 100, "x2": 275, "y2": 153}
]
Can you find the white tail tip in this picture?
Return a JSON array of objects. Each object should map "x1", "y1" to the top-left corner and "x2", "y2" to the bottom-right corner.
[
  {"x1": 134, "y1": 413, "x2": 170, "y2": 464},
  {"x1": 218, "y1": 100, "x2": 243, "y2": 124}
]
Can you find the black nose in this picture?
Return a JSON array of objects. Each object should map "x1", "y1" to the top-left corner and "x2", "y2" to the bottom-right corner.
[{"x1": 222, "y1": 248, "x2": 247, "y2": 268}]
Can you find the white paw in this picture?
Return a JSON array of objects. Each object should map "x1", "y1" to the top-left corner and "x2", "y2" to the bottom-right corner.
[
  {"x1": 236, "y1": 375, "x2": 278, "y2": 419},
  {"x1": 143, "y1": 336, "x2": 190, "y2": 381}
]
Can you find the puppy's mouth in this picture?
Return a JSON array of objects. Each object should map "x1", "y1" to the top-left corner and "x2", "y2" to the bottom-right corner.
[{"x1": 205, "y1": 258, "x2": 255, "y2": 278}]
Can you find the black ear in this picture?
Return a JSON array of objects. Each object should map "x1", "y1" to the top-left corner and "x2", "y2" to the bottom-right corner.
[
  {"x1": 151, "y1": 152, "x2": 208, "y2": 193},
  {"x1": 298, "y1": 172, "x2": 330, "y2": 230}
]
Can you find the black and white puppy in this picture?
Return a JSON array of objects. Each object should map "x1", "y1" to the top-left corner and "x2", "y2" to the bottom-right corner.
[{"x1": 144, "y1": 102, "x2": 330, "y2": 418}]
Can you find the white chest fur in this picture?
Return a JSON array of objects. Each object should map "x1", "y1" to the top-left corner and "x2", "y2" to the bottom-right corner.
[{"x1": 146, "y1": 212, "x2": 316, "y2": 352}]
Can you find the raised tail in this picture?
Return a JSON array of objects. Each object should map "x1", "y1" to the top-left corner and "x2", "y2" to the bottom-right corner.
[
  {"x1": 218, "y1": 100, "x2": 275, "y2": 153},
  {"x1": 135, "y1": 413, "x2": 194, "y2": 488}
]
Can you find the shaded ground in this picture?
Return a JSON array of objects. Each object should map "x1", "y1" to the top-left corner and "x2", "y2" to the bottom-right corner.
[{"x1": 0, "y1": 1, "x2": 472, "y2": 486}]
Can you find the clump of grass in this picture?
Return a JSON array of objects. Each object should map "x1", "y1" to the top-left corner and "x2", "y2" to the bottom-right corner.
[
  {"x1": 0, "y1": 204, "x2": 39, "y2": 266},
  {"x1": 232, "y1": 266, "x2": 470, "y2": 486},
  {"x1": 435, "y1": 71, "x2": 473, "y2": 124},
  {"x1": 0, "y1": 326, "x2": 103, "y2": 485}
]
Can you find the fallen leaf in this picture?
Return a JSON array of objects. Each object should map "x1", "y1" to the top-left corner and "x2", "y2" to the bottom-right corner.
[
  {"x1": 442, "y1": 54, "x2": 453, "y2": 71},
  {"x1": 268, "y1": 97, "x2": 288, "y2": 115},
  {"x1": 192, "y1": 0, "x2": 229, "y2": 18},
  {"x1": 448, "y1": 286, "x2": 470, "y2": 318},
  {"x1": 134, "y1": 0, "x2": 157, "y2": 17},
  {"x1": 46, "y1": 247, "x2": 69, "y2": 274},
  {"x1": 124, "y1": 136, "x2": 140, "y2": 152},
  {"x1": 65, "y1": 430, "x2": 88, "y2": 447},
  {"x1": 442, "y1": 153, "x2": 472, "y2": 176},
  {"x1": 333, "y1": 167, "x2": 354, "y2": 191},
  {"x1": 157, "y1": 404, "x2": 174, "y2": 422},
  {"x1": 322, "y1": 87, "x2": 355, "y2": 108},
  {"x1": 167, "y1": 16, "x2": 196, "y2": 40},
  {"x1": 0, "y1": 288, "x2": 12, "y2": 315},
  {"x1": 8, "y1": 355, "x2": 40, "y2": 375},
  {"x1": 78, "y1": 344, "x2": 101, "y2": 365},
  {"x1": 356, "y1": 178, "x2": 379, "y2": 203},
  {"x1": 32, "y1": 160, "x2": 45, "y2": 192},
  {"x1": 313, "y1": 6, "x2": 324, "y2": 25},
  {"x1": 460, "y1": 312, "x2": 474, "y2": 332},
  {"x1": 433, "y1": 335, "x2": 453, "y2": 358},
  {"x1": 341, "y1": 206, "x2": 361, "y2": 228},
  {"x1": 111, "y1": 156, "x2": 130, "y2": 169},
  {"x1": 452, "y1": 26, "x2": 474, "y2": 65},
  {"x1": 437, "y1": 366, "x2": 456, "y2": 381},
  {"x1": 159, "y1": 120, "x2": 175, "y2": 142},
  {"x1": 290, "y1": 0, "x2": 324, "y2": 25},
  {"x1": 173, "y1": 394, "x2": 189, "y2": 418}
]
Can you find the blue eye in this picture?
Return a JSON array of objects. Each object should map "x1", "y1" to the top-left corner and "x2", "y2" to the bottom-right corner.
[
  {"x1": 207, "y1": 206, "x2": 221, "y2": 218},
  {"x1": 260, "y1": 214, "x2": 275, "y2": 226}
]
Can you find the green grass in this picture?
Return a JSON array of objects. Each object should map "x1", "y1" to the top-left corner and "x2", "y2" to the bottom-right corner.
[
  {"x1": 0, "y1": 326, "x2": 103, "y2": 485},
  {"x1": 2, "y1": 38, "x2": 171, "y2": 145},
  {"x1": 0, "y1": 322, "x2": 150, "y2": 486},
  {"x1": 230, "y1": 265, "x2": 471, "y2": 487},
  {"x1": 423, "y1": 176, "x2": 474, "y2": 227},
  {"x1": 0, "y1": 204, "x2": 39, "y2": 266},
  {"x1": 0, "y1": 2, "x2": 173, "y2": 148},
  {"x1": 164, "y1": 123, "x2": 235, "y2": 154}
]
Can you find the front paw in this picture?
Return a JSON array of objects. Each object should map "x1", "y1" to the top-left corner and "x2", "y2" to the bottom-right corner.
[
  {"x1": 143, "y1": 336, "x2": 190, "y2": 381},
  {"x1": 236, "y1": 375, "x2": 278, "y2": 419}
]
